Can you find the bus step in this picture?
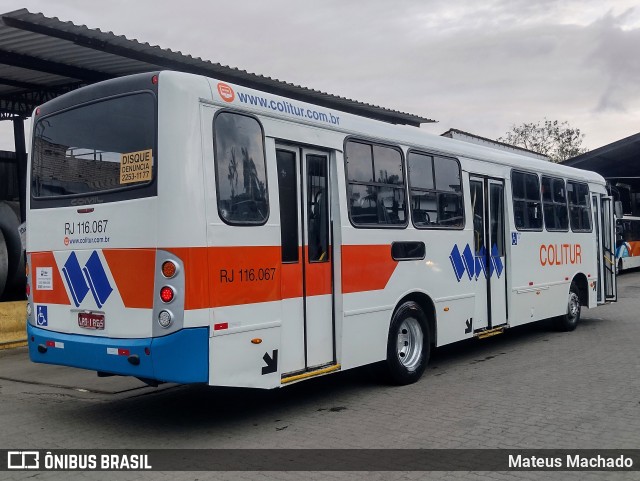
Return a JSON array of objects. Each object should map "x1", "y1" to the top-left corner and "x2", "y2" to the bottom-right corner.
[
  {"x1": 476, "y1": 327, "x2": 505, "y2": 339},
  {"x1": 281, "y1": 363, "x2": 341, "y2": 385}
]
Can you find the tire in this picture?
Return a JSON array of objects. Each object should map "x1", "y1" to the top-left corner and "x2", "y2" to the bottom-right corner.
[
  {"x1": 0, "y1": 229, "x2": 8, "y2": 298},
  {"x1": 555, "y1": 282, "x2": 581, "y2": 332},
  {"x1": 0, "y1": 201, "x2": 25, "y2": 297},
  {"x1": 384, "y1": 301, "x2": 430, "y2": 385}
]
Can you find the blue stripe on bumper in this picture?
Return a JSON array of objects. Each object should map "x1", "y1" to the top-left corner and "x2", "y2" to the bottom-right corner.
[{"x1": 27, "y1": 324, "x2": 209, "y2": 384}]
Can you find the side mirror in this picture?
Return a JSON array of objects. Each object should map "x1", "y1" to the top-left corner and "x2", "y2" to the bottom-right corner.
[{"x1": 614, "y1": 201, "x2": 624, "y2": 219}]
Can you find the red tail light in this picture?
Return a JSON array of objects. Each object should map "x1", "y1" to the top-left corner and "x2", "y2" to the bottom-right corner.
[{"x1": 160, "y1": 286, "x2": 174, "y2": 303}]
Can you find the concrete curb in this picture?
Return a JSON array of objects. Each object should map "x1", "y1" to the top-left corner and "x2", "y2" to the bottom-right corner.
[{"x1": 0, "y1": 301, "x2": 27, "y2": 349}]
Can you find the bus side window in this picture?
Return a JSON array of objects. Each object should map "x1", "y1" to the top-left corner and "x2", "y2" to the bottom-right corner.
[
  {"x1": 633, "y1": 221, "x2": 640, "y2": 243},
  {"x1": 307, "y1": 154, "x2": 329, "y2": 262},
  {"x1": 567, "y1": 181, "x2": 592, "y2": 232},
  {"x1": 470, "y1": 180, "x2": 484, "y2": 253},
  {"x1": 408, "y1": 152, "x2": 463, "y2": 229},
  {"x1": 345, "y1": 140, "x2": 407, "y2": 227},
  {"x1": 276, "y1": 149, "x2": 299, "y2": 263},
  {"x1": 623, "y1": 221, "x2": 631, "y2": 242},
  {"x1": 541, "y1": 176, "x2": 568, "y2": 231},
  {"x1": 512, "y1": 171, "x2": 542, "y2": 231},
  {"x1": 213, "y1": 112, "x2": 269, "y2": 225}
]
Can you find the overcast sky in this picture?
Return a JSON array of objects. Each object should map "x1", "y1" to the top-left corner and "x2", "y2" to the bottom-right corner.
[{"x1": 1, "y1": 0, "x2": 639, "y2": 152}]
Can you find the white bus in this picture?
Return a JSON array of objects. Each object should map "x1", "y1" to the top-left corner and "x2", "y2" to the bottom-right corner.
[
  {"x1": 26, "y1": 71, "x2": 617, "y2": 388},
  {"x1": 616, "y1": 216, "x2": 640, "y2": 272}
]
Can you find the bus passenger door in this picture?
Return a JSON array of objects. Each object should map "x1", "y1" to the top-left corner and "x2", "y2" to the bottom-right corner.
[
  {"x1": 276, "y1": 144, "x2": 335, "y2": 375},
  {"x1": 469, "y1": 176, "x2": 508, "y2": 331},
  {"x1": 592, "y1": 194, "x2": 604, "y2": 303},
  {"x1": 600, "y1": 195, "x2": 617, "y2": 302},
  {"x1": 488, "y1": 180, "x2": 507, "y2": 326}
]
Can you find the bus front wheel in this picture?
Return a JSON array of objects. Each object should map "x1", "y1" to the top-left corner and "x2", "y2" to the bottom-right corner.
[
  {"x1": 555, "y1": 283, "x2": 581, "y2": 332},
  {"x1": 384, "y1": 301, "x2": 430, "y2": 385}
]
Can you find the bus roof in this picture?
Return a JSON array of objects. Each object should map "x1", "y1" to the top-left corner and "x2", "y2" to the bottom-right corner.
[
  {"x1": 178, "y1": 71, "x2": 606, "y2": 187},
  {"x1": 35, "y1": 69, "x2": 607, "y2": 188}
]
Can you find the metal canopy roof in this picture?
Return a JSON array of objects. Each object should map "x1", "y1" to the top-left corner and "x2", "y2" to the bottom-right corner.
[
  {"x1": 0, "y1": 8, "x2": 434, "y2": 126},
  {"x1": 563, "y1": 132, "x2": 640, "y2": 189}
]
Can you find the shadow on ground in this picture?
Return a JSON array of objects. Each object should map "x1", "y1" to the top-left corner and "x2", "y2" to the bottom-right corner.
[{"x1": 47, "y1": 316, "x2": 604, "y2": 434}]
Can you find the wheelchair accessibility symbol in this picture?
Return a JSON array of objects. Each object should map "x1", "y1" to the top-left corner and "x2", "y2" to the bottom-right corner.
[{"x1": 36, "y1": 305, "x2": 48, "y2": 326}]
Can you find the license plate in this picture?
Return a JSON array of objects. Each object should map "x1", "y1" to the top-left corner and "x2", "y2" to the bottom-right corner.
[{"x1": 78, "y1": 312, "x2": 105, "y2": 330}]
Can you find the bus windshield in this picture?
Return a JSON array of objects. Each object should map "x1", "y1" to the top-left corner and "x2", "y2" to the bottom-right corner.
[{"x1": 31, "y1": 93, "x2": 155, "y2": 199}]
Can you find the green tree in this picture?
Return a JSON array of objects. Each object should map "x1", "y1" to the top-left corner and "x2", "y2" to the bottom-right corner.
[{"x1": 497, "y1": 119, "x2": 588, "y2": 163}]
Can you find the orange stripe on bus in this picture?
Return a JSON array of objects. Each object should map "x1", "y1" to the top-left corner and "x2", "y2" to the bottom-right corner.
[
  {"x1": 171, "y1": 244, "x2": 393, "y2": 306},
  {"x1": 165, "y1": 247, "x2": 211, "y2": 310},
  {"x1": 209, "y1": 246, "x2": 281, "y2": 307},
  {"x1": 167, "y1": 246, "x2": 282, "y2": 309},
  {"x1": 281, "y1": 246, "x2": 332, "y2": 299},
  {"x1": 29, "y1": 244, "x2": 397, "y2": 310},
  {"x1": 30, "y1": 252, "x2": 70, "y2": 305},
  {"x1": 341, "y1": 244, "x2": 398, "y2": 294},
  {"x1": 102, "y1": 249, "x2": 156, "y2": 309},
  {"x1": 170, "y1": 245, "x2": 335, "y2": 307},
  {"x1": 281, "y1": 247, "x2": 303, "y2": 299},
  {"x1": 628, "y1": 241, "x2": 640, "y2": 257},
  {"x1": 305, "y1": 255, "x2": 332, "y2": 297}
]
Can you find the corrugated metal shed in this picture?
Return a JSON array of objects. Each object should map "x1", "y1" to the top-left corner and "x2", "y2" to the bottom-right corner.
[
  {"x1": 563, "y1": 132, "x2": 640, "y2": 190},
  {"x1": 0, "y1": 8, "x2": 434, "y2": 126}
]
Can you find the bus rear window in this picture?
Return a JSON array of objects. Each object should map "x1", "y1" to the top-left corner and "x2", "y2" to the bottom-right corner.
[{"x1": 32, "y1": 93, "x2": 155, "y2": 199}]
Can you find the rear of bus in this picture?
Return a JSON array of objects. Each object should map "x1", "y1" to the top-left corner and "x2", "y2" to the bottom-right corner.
[
  {"x1": 615, "y1": 216, "x2": 640, "y2": 272},
  {"x1": 26, "y1": 72, "x2": 210, "y2": 384}
]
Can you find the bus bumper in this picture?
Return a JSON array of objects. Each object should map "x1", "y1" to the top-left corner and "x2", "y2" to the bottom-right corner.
[{"x1": 27, "y1": 324, "x2": 209, "y2": 384}]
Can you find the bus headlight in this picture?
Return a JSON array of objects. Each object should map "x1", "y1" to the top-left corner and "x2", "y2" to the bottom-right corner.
[{"x1": 158, "y1": 310, "x2": 173, "y2": 328}]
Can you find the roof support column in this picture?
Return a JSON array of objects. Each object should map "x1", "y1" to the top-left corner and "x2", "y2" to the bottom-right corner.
[{"x1": 12, "y1": 117, "x2": 26, "y2": 222}]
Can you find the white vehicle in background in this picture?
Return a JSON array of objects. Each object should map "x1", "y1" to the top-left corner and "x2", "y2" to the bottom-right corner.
[
  {"x1": 25, "y1": 71, "x2": 616, "y2": 389},
  {"x1": 616, "y1": 216, "x2": 640, "y2": 272}
]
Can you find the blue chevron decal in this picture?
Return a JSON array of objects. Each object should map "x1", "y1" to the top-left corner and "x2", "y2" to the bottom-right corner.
[{"x1": 449, "y1": 243, "x2": 503, "y2": 282}]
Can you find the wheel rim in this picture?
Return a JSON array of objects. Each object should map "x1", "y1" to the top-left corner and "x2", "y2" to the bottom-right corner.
[
  {"x1": 396, "y1": 316, "x2": 423, "y2": 371},
  {"x1": 568, "y1": 292, "x2": 580, "y2": 322}
]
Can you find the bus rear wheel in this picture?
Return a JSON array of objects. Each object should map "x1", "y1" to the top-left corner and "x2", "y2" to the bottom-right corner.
[
  {"x1": 555, "y1": 283, "x2": 581, "y2": 332},
  {"x1": 384, "y1": 301, "x2": 430, "y2": 385}
]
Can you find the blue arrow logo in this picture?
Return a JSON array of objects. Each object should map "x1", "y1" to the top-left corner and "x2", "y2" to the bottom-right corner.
[
  {"x1": 62, "y1": 251, "x2": 113, "y2": 308},
  {"x1": 450, "y1": 243, "x2": 503, "y2": 282}
]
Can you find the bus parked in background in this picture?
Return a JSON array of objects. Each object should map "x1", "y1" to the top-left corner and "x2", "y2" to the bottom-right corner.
[
  {"x1": 25, "y1": 71, "x2": 617, "y2": 389},
  {"x1": 616, "y1": 216, "x2": 640, "y2": 272}
]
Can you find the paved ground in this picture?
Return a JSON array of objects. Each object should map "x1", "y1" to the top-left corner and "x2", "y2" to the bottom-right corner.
[{"x1": 1, "y1": 272, "x2": 640, "y2": 480}]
